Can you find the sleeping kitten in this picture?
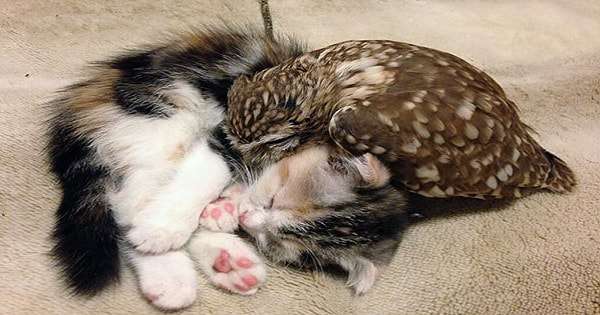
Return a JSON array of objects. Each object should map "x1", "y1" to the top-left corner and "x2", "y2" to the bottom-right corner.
[
  {"x1": 233, "y1": 146, "x2": 408, "y2": 294},
  {"x1": 46, "y1": 25, "x2": 304, "y2": 309}
]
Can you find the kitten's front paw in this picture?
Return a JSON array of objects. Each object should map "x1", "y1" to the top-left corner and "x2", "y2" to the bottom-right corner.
[
  {"x1": 190, "y1": 233, "x2": 266, "y2": 295},
  {"x1": 199, "y1": 184, "x2": 246, "y2": 232},
  {"x1": 128, "y1": 211, "x2": 197, "y2": 253},
  {"x1": 199, "y1": 198, "x2": 239, "y2": 232}
]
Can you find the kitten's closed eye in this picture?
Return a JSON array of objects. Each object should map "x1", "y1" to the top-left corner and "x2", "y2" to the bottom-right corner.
[
  {"x1": 244, "y1": 146, "x2": 390, "y2": 213},
  {"x1": 264, "y1": 195, "x2": 275, "y2": 209}
]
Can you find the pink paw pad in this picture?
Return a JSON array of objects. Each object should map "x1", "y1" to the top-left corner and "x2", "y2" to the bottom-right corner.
[
  {"x1": 236, "y1": 257, "x2": 254, "y2": 268},
  {"x1": 200, "y1": 209, "x2": 210, "y2": 219},
  {"x1": 213, "y1": 250, "x2": 232, "y2": 273},
  {"x1": 210, "y1": 207, "x2": 222, "y2": 219},
  {"x1": 144, "y1": 292, "x2": 160, "y2": 302},
  {"x1": 223, "y1": 202, "x2": 235, "y2": 214},
  {"x1": 239, "y1": 212, "x2": 248, "y2": 225},
  {"x1": 241, "y1": 275, "x2": 257, "y2": 287}
]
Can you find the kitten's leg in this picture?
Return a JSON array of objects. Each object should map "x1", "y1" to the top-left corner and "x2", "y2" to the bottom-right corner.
[
  {"x1": 128, "y1": 249, "x2": 197, "y2": 310},
  {"x1": 188, "y1": 230, "x2": 266, "y2": 295},
  {"x1": 127, "y1": 140, "x2": 231, "y2": 253}
]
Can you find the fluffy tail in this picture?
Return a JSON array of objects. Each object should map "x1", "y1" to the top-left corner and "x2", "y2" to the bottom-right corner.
[
  {"x1": 542, "y1": 150, "x2": 576, "y2": 193},
  {"x1": 47, "y1": 118, "x2": 121, "y2": 296}
]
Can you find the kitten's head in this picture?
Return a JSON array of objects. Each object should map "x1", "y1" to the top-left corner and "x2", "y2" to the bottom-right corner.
[{"x1": 237, "y1": 146, "x2": 407, "y2": 294}]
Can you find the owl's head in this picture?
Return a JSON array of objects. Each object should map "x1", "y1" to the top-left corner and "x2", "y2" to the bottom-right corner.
[
  {"x1": 236, "y1": 146, "x2": 407, "y2": 294},
  {"x1": 226, "y1": 62, "x2": 330, "y2": 170}
]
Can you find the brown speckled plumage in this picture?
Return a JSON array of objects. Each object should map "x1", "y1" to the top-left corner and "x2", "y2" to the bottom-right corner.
[{"x1": 226, "y1": 40, "x2": 576, "y2": 199}]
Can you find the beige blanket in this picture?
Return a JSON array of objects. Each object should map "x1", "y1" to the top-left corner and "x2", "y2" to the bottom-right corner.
[{"x1": 1, "y1": 1, "x2": 599, "y2": 314}]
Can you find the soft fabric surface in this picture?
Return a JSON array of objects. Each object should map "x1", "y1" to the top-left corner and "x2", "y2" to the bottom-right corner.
[{"x1": 1, "y1": 1, "x2": 599, "y2": 314}]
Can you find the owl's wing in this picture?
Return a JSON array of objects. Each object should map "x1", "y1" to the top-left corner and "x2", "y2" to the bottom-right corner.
[{"x1": 328, "y1": 78, "x2": 548, "y2": 199}]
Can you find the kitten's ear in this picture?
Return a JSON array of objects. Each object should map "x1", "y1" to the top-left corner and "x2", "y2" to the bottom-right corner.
[{"x1": 352, "y1": 153, "x2": 391, "y2": 188}]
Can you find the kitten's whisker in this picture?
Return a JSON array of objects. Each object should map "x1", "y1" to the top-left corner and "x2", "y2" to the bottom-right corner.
[{"x1": 296, "y1": 239, "x2": 325, "y2": 276}]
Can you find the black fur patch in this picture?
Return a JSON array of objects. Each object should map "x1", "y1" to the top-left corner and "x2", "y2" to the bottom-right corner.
[
  {"x1": 192, "y1": 78, "x2": 234, "y2": 107},
  {"x1": 281, "y1": 186, "x2": 407, "y2": 248},
  {"x1": 209, "y1": 124, "x2": 244, "y2": 175},
  {"x1": 108, "y1": 32, "x2": 304, "y2": 115},
  {"x1": 110, "y1": 51, "x2": 172, "y2": 117},
  {"x1": 47, "y1": 114, "x2": 121, "y2": 296}
]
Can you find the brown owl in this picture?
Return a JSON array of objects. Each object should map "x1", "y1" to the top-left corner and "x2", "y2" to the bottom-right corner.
[{"x1": 226, "y1": 40, "x2": 576, "y2": 199}]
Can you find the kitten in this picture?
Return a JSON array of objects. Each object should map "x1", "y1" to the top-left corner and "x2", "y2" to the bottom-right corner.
[
  {"x1": 234, "y1": 146, "x2": 408, "y2": 294},
  {"x1": 46, "y1": 25, "x2": 304, "y2": 309}
]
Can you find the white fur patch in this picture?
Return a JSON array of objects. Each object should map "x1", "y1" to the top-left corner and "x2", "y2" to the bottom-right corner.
[
  {"x1": 98, "y1": 80, "x2": 228, "y2": 239},
  {"x1": 126, "y1": 140, "x2": 232, "y2": 253},
  {"x1": 129, "y1": 250, "x2": 197, "y2": 310},
  {"x1": 338, "y1": 257, "x2": 379, "y2": 295}
]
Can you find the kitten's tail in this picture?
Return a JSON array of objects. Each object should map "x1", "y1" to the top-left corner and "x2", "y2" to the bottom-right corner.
[
  {"x1": 47, "y1": 115, "x2": 121, "y2": 296},
  {"x1": 542, "y1": 150, "x2": 577, "y2": 193}
]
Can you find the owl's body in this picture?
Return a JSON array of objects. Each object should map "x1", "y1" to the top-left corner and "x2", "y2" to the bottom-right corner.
[{"x1": 227, "y1": 40, "x2": 576, "y2": 199}]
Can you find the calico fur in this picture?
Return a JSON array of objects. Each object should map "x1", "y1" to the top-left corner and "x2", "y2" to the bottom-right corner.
[{"x1": 46, "y1": 25, "x2": 304, "y2": 304}]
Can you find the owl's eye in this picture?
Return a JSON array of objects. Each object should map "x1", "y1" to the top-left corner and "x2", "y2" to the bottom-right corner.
[
  {"x1": 264, "y1": 134, "x2": 300, "y2": 152},
  {"x1": 265, "y1": 134, "x2": 295, "y2": 145}
]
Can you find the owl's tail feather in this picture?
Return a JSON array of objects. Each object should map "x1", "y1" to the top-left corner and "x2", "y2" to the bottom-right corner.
[{"x1": 542, "y1": 150, "x2": 576, "y2": 193}]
